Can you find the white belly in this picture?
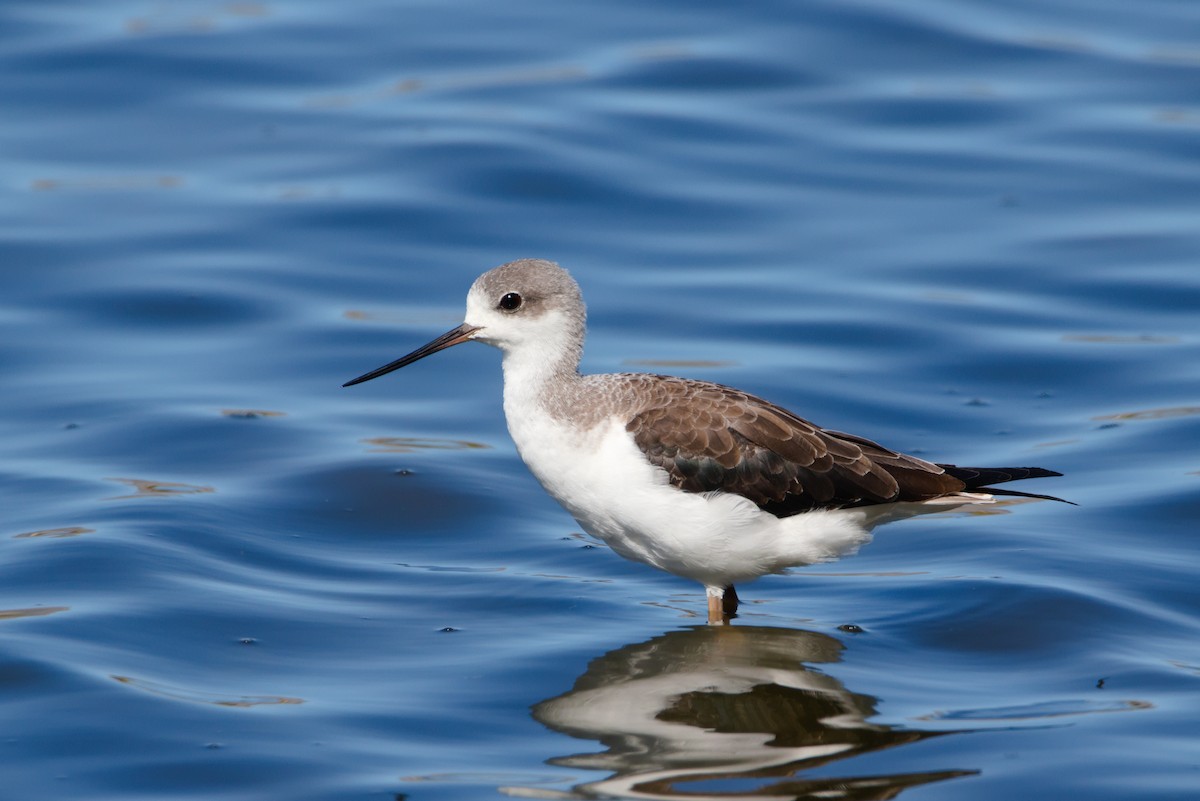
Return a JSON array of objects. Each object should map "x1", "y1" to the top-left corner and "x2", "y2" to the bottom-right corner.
[{"x1": 505, "y1": 413, "x2": 875, "y2": 590}]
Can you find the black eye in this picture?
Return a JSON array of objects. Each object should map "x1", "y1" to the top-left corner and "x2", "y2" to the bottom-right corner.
[{"x1": 498, "y1": 292, "x2": 523, "y2": 311}]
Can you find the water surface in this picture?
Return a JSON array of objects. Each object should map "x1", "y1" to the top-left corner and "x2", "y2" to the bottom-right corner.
[{"x1": 1, "y1": 1, "x2": 1198, "y2": 799}]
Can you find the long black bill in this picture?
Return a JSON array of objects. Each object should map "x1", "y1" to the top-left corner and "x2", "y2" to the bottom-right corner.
[{"x1": 342, "y1": 323, "x2": 480, "y2": 387}]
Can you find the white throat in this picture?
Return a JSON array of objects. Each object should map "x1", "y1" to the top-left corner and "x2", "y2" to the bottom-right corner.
[{"x1": 499, "y1": 335, "x2": 581, "y2": 424}]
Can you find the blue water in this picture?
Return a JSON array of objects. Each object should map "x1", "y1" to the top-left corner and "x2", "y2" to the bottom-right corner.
[{"x1": 2, "y1": 1, "x2": 1198, "y2": 799}]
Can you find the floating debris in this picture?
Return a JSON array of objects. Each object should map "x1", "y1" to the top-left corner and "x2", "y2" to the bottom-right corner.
[
  {"x1": 1063, "y1": 334, "x2": 1179, "y2": 345},
  {"x1": 111, "y1": 675, "x2": 303, "y2": 708},
  {"x1": 1094, "y1": 406, "x2": 1200, "y2": 422},
  {"x1": 361, "y1": 437, "x2": 489, "y2": 453},
  {"x1": 14, "y1": 526, "x2": 94, "y2": 539},
  {"x1": 0, "y1": 606, "x2": 70, "y2": 620},
  {"x1": 221, "y1": 409, "x2": 286, "y2": 419},
  {"x1": 31, "y1": 175, "x2": 183, "y2": 192},
  {"x1": 106, "y1": 478, "x2": 215, "y2": 499},
  {"x1": 124, "y1": 2, "x2": 269, "y2": 36}
]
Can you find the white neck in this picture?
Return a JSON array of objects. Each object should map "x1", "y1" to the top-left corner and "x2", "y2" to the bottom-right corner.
[{"x1": 500, "y1": 336, "x2": 582, "y2": 421}]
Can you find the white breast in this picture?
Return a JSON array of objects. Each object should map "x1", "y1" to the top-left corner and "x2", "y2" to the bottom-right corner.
[{"x1": 503, "y1": 404, "x2": 875, "y2": 590}]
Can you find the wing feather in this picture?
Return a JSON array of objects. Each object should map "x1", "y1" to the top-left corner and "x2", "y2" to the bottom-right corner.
[{"x1": 624, "y1": 377, "x2": 963, "y2": 515}]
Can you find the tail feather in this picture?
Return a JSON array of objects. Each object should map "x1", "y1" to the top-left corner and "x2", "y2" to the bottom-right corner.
[{"x1": 938, "y1": 465, "x2": 1074, "y2": 505}]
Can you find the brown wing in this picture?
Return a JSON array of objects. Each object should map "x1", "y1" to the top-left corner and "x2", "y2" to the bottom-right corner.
[{"x1": 624, "y1": 377, "x2": 964, "y2": 515}]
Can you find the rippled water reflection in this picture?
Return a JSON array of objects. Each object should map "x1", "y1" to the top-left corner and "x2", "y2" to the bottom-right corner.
[{"x1": 527, "y1": 626, "x2": 978, "y2": 799}]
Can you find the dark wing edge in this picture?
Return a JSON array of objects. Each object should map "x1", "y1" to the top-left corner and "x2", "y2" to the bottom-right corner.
[{"x1": 938, "y1": 465, "x2": 1075, "y2": 505}]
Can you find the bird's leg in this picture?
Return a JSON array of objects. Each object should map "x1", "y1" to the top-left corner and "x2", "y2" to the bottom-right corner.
[
  {"x1": 722, "y1": 584, "x2": 739, "y2": 617},
  {"x1": 706, "y1": 585, "x2": 739, "y2": 624},
  {"x1": 706, "y1": 593, "x2": 724, "y2": 624}
]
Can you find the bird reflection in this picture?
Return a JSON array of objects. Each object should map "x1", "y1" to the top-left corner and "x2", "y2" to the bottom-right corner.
[{"x1": 519, "y1": 625, "x2": 973, "y2": 800}]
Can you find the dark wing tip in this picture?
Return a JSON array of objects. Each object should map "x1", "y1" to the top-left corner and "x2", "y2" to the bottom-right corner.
[{"x1": 939, "y1": 464, "x2": 1073, "y2": 505}]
